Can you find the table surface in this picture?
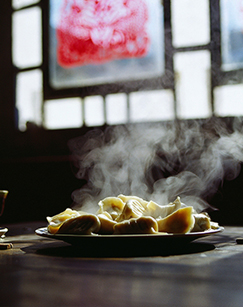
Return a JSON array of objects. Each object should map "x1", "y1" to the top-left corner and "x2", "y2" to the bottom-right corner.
[{"x1": 0, "y1": 222, "x2": 243, "y2": 307}]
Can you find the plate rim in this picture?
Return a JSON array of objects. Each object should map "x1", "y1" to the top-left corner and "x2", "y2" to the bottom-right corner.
[{"x1": 35, "y1": 226, "x2": 224, "y2": 239}]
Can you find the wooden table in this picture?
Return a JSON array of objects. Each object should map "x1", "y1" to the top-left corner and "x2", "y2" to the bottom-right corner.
[{"x1": 0, "y1": 222, "x2": 243, "y2": 307}]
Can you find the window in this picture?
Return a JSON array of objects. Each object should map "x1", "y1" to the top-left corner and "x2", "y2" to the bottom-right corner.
[
  {"x1": 11, "y1": 0, "x2": 243, "y2": 134},
  {"x1": 49, "y1": 0, "x2": 164, "y2": 88},
  {"x1": 220, "y1": 0, "x2": 243, "y2": 70},
  {"x1": 12, "y1": 0, "x2": 43, "y2": 131},
  {"x1": 172, "y1": 0, "x2": 210, "y2": 47}
]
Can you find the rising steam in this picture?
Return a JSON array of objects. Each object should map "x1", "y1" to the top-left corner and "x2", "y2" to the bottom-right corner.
[{"x1": 68, "y1": 117, "x2": 243, "y2": 213}]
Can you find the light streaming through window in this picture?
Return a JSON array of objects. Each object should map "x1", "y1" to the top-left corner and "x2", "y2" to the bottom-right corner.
[
  {"x1": 106, "y1": 93, "x2": 128, "y2": 125},
  {"x1": 171, "y1": 0, "x2": 210, "y2": 47},
  {"x1": 214, "y1": 84, "x2": 243, "y2": 117},
  {"x1": 44, "y1": 98, "x2": 83, "y2": 130},
  {"x1": 129, "y1": 90, "x2": 175, "y2": 122},
  {"x1": 174, "y1": 50, "x2": 211, "y2": 119},
  {"x1": 12, "y1": 6, "x2": 42, "y2": 69},
  {"x1": 12, "y1": 0, "x2": 40, "y2": 10},
  {"x1": 16, "y1": 69, "x2": 43, "y2": 131},
  {"x1": 84, "y1": 96, "x2": 105, "y2": 127},
  {"x1": 12, "y1": 0, "x2": 243, "y2": 132}
]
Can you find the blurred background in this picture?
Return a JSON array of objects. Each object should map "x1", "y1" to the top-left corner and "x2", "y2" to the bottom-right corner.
[{"x1": 1, "y1": 0, "x2": 243, "y2": 225}]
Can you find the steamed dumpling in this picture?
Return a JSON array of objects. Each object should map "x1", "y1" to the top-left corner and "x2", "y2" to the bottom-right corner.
[
  {"x1": 97, "y1": 197, "x2": 125, "y2": 219},
  {"x1": 97, "y1": 212, "x2": 117, "y2": 234},
  {"x1": 117, "y1": 194, "x2": 148, "y2": 208},
  {"x1": 144, "y1": 197, "x2": 182, "y2": 219},
  {"x1": 47, "y1": 208, "x2": 81, "y2": 234},
  {"x1": 191, "y1": 213, "x2": 212, "y2": 232},
  {"x1": 116, "y1": 199, "x2": 146, "y2": 222},
  {"x1": 57, "y1": 214, "x2": 101, "y2": 235},
  {"x1": 157, "y1": 207, "x2": 195, "y2": 234},
  {"x1": 114, "y1": 216, "x2": 158, "y2": 234}
]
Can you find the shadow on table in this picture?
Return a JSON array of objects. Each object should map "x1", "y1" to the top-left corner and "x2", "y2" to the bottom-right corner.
[{"x1": 22, "y1": 240, "x2": 215, "y2": 258}]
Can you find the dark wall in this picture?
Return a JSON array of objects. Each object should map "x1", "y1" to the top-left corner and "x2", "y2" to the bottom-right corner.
[
  {"x1": 209, "y1": 164, "x2": 243, "y2": 226},
  {"x1": 0, "y1": 158, "x2": 84, "y2": 224}
]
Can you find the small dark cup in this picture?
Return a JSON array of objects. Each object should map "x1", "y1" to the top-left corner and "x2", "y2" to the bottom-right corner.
[{"x1": 0, "y1": 190, "x2": 8, "y2": 217}]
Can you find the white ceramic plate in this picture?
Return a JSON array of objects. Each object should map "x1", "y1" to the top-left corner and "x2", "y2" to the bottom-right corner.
[{"x1": 35, "y1": 226, "x2": 224, "y2": 250}]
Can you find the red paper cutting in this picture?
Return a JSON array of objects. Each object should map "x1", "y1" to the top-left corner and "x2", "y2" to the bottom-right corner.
[{"x1": 56, "y1": 0, "x2": 150, "y2": 67}]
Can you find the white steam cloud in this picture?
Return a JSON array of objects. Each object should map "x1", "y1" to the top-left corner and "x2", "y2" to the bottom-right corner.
[{"x1": 68, "y1": 118, "x2": 243, "y2": 213}]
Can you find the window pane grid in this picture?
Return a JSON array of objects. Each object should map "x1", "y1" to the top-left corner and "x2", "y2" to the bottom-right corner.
[{"x1": 11, "y1": 0, "x2": 243, "y2": 132}]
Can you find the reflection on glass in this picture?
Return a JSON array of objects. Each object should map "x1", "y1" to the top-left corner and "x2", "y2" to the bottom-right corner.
[
  {"x1": 49, "y1": 0, "x2": 164, "y2": 88},
  {"x1": 221, "y1": 0, "x2": 243, "y2": 70}
]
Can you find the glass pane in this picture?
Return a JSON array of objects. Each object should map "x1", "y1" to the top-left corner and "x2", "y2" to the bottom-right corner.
[
  {"x1": 12, "y1": 0, "x2": 39, "y2": 10},
  {"x1": 44, "y1": 98, "x2": 83, "y2": 129},
  {"x1": 12, "y1": 7, "x2": 42, "y2": 68},
  {"x1": 220, "y1": 0, "x2": 243, "y2": 70},
  {"x1": 214, "y1": 84, "x2": 243, "y2": 116},
  {"x1": 106, "y1": 93, "x2": 128, "y2": 125},
  {"x1": 49, "y1": 0, "x2": 164, "y2": 89},
  {"x1": 174, "y1": 50, "x2": 211, "y2": 119},
  {"x1": 171, "y1": 0, "x2": 210, "y2": 47},
  {"x1": 129, "y1": 89, "x2": 175, "y2": 123},
  {"x1": 16, "y1": 69, "x2": 43, "y2": 131},
  {"x1": 84, "y1": 96, "x2": 105, "y2": 127}
]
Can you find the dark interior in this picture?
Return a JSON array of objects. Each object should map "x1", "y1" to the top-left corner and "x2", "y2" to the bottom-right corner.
[{"x1": 0, "y1": 0, "x2": 243, "y2": 226}]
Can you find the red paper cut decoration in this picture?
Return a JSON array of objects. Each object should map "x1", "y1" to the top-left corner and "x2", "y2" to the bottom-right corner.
[{"x1": 56, "y1": 0, "x2": 150, "y2": 67}]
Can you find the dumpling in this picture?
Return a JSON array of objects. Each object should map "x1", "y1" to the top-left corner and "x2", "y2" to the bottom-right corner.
[
  {"x1": 191, "y1": 213, "x2": 212, "y2": 232},
  {"x1": 97, "y1": 212, "x2": 117, "y2": 234},
  {"x1": 117, "y1": 194, "x2": 148, "y2": 208},
  {"x1": 116, "y1": 199, "x2": 146, "y2": 222},
  {"x1": 144, "y1": 197, "x2": 182, "y2": 219},
  {"x1": 57, "y1": 214, "x2": 101, "y2": 235},
  {"x1": 157, "y1": 207, "x2": 195, "y2": 234},
  {"x1": 97, "y1": 197, "x2": 125, "y2": 219},
  {"x1": 114, "y1": 216, "x2": 158, "y2": 234},
  {"x1": 47, "y1": 208, "x2": 81, "y2": 234}
]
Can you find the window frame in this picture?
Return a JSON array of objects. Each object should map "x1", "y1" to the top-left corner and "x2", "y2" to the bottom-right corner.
[
  {"x1": 42, "y1": 0, "x2": 174, "y2": 101},
  {"x1": 4, "y1": 0, "x2": 243, "y2": 158},
  {"x1": 41, "y1": 0, "x2": 243, "y2": 113}
]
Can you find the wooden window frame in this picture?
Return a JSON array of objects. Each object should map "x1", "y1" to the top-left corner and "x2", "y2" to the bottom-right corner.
[{"x1": 1, "y1": 0, "x2": 243, "y2": 159}]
